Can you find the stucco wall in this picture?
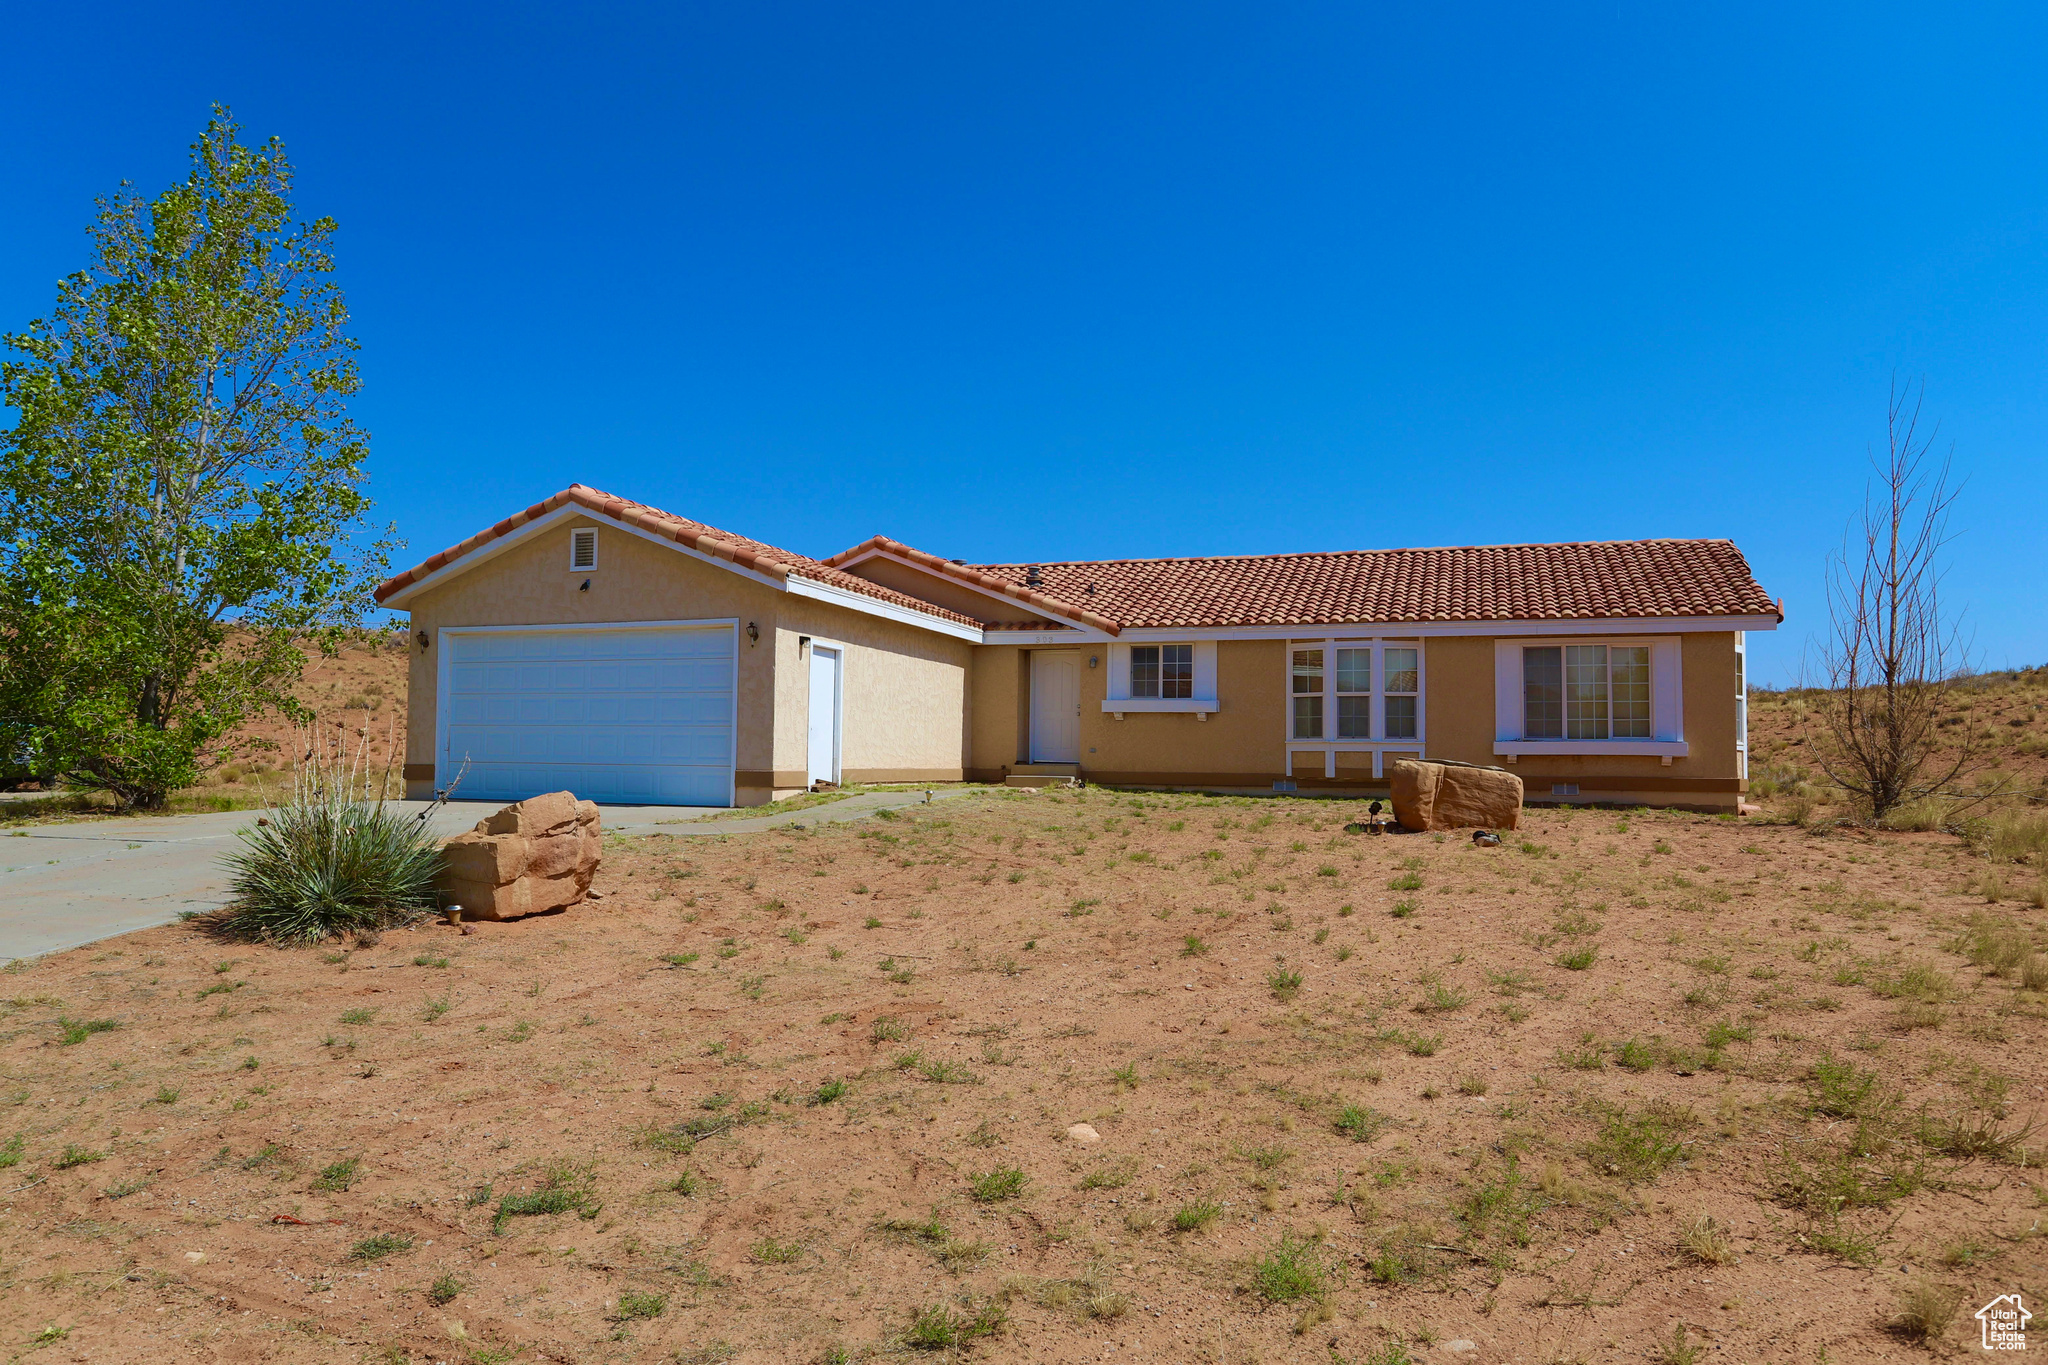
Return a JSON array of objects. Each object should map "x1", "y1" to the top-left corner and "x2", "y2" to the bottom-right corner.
[
  {"x1": 964, "y1": 630, "x2": 1746, "y2": 808},
  {"x1": 769, "y1": 600, "x2": 972, "y2": 788},
  {"x1": 398, "y1": 514, "x2": 969, "y2": 805}
]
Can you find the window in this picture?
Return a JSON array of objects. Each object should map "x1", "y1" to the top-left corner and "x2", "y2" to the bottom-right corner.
[
  {"x1": 1131, "y1": 644, "x2": 1193, "y2": 699},
  {"x1": 570, "y1": 527, "x2": 597, "y2": 570},
  {"x1": 1291, "y1": 648, "x2": 1323, "y2": 738},
  {"x1": 1335, "y1": 648, "x2": 1370, "y2": 738},
  {"x1": 1383, "y1": 646, "x2": 1419, "y2": 739},
  {"x1": 1524, "y1": 644, "x2": 1650, "y2": 740}
]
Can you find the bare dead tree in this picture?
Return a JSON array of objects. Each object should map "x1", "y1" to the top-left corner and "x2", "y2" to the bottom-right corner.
[{"x1": 1811, "y1": 382, "x2": 1987, "y2": 823}]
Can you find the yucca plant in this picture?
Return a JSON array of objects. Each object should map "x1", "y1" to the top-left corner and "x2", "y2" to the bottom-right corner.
[{"x1": 217, "y1": 722, "x2": 443, "y2": 943}]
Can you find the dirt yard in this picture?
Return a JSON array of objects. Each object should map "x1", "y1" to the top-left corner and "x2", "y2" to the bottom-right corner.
[{"x1": 2, "y1": 788, "x2": 2044, "y2": 1363}]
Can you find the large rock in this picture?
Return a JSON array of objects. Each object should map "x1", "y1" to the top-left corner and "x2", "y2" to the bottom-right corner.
[
  {"x1": 437, "y1": 791, "x2": 601, "y2": 921},
  {"x1": 1389, "y1": 760, "x2": 1523, "y2": 832}
]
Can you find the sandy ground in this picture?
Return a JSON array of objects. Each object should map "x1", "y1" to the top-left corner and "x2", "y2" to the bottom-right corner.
[{"x1": 0, "y1": 788, "x2": 2042, "y2": 1363}]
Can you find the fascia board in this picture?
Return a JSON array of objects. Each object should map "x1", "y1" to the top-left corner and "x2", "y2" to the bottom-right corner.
[
  {"x1": 1101, "y1": 614, "x2": 1780, "y2": 642},
  {"x1": 379, "y1": 503, "x2": 788, "y2": 609},
  {"x1": 783, "y1": 575, "x2": 985, "y2": 642}
]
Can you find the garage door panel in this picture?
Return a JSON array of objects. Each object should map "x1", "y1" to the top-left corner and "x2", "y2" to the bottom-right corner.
[{"x1": 441, "y1": 625, "x2": 735, "y2": 806}]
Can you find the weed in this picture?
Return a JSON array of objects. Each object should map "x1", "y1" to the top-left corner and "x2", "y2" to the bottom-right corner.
[
  {"x1": 1657, "y1": 1323, "x2": 1705, "y2": 1365},
  {"x1": 1389, "y1": 900, "x2": 1418, "y2": 918},
  {"x1": 1891, "y1": 1277, "x2": 1963, "y2": 1342},
  {"x1": 1556, "y1": 946, "x2": 1598, "y2": 971},
  {"x1": 1589, "y1": 1102, "x2": 1695, "y2": 1182},
  {"x1": 313, "y1": 1157, "x2": 360, "y2": 1192},
  {"x1": 1388, "y1": 872, "x2": 1423, "y2": 891},
  {"x1": 810, "y1": 1078, "x2": 849, "y2": 1106},
  {"x1": 1678, "y1": 1211, "x2": 1734, "y2": 1264},
  {"x1": 57, "y1": 1017, "x2": 118, "y2": 1046},
  {"x1": 1268, "y1": 966, "x2": 1304, "y2": 1000},
  {"x1": 969, "y1": 1167, "x2": 1028, "y2": 1202},
  {"x1": 1416, "y1": 979, "x2": 1468, "y2": 1013},
  {"x1": 428, "y1": 1273, "x2": 464, "y2": 1305},
  {"x1": 1079, "y1": 1159, "x2": 1139, "y2": 1191},
  {"x1": 1335, "y1": 1104, "x2": 1388, "y2": 1142},
  {"x1": 903, "y1": 1298, "x2": 1006, "y2": 1350},
  {"x1": 492, "y1": 1161, "x2": 601, "y2": 1232},
  {"x1": 869, "y1": 1015, "x2": 908, "y2": 1044},
  {"x1": 750, "y1": 1237, "x2": 804, "y2": 1264},
  {"x1": 1181, "y1": 934, "x2": 1209, "y2": 957},
  {"x1": 349, "y1": 1232, "x2": 414, "y2": 1261},
  {"x1": 55, "y1": 1144, "x2": 105, "y2": 1169},
  {"x1": 1252, "y1": 1231, "x2": 1335, "y2": 1303},
  {"x1": 1173, "y1": 1198, "x2": 1223, "y2": 1232},
  {"x1": 1456, "y1": 1074, "x2": 1489, "y2": 1097}
]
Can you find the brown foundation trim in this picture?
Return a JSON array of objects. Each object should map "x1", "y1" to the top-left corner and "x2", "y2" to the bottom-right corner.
[
  {"x1": 735, "y1": 770, "x2": 808, "y2": 789},
  {"x1": 1525, "y1": 776, "x2": 1745, "y2": 793},
  {"x1": 840, "y1": 768, "x2": 965, "y2": 784},
  {"x1": 965, "y1": 768, "x2": 1009, "y2": 785},
  {"x1": 402, "y1": 763, "x2": 436, "y2": 781}
]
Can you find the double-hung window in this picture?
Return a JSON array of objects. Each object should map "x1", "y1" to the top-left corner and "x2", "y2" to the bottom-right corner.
[
  {"x1": 1291, "y1": 649, "x2": 1324, "y2": 738},
  {"x1": 1523, "y1": 645, "x2": 1650, "y2": 740},
  {"x1": 1131, "y1": 644, "x2": 1193, "y2": 699},
  {"x1": 1335, "y1": 649, "x2": 1370, "y2": 738},
  {"x1": 1383, "y1": 647, "x2": 1419, "y2": 739}
]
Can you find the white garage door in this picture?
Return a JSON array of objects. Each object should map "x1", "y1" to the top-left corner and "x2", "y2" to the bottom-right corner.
[{"x1": 441, "y1": 624, "x2": 735, "y2": 806}]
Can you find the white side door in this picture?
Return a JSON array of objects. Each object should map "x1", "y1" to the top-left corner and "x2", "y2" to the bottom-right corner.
[
  {"x1": 1029, "y1": 649, "x2": 1081, "y2": 762},
  {"x1": 807, "y1": 645, "x2": 842, "y2": 786}
]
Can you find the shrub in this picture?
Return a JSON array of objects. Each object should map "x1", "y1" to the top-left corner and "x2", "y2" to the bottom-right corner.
[{"x1": 217, "y1": 755, "x2": 441, "y2": 943}]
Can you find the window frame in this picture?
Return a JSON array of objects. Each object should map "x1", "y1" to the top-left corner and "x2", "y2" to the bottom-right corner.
[
  {"x1": 1282, "y1": 637, "x2": 1426, "y2": 779},
  {"x1": 1492, "y1": 635, "x2": 1688, "y2": 763}
]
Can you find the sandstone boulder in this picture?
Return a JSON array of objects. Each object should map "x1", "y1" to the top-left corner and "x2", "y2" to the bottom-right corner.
[
  {"x1": 437, "y1": 791, "x2": 601, "y2": 921},
  {"x1": 1389, "y1": 759, "x2": 1523, "y2": 832}
]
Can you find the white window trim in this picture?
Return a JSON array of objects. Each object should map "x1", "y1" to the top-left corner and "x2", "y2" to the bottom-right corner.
[
  {"x1": 1103, "y1": 641, "x2": 1217, "y2": 719},
  {"x1": 1280, "y1": 637, "x2": 1426, "y2": 779},
  {"x1": 570, "y1": 527, "x2": 598, "y2": 570},
  {"x1": 1491, "y1": 636, "x2": 1687, "y2": 763}
]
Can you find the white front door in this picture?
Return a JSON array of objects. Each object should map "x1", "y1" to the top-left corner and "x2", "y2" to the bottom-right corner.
[
  {"x1": 807, "y1": 645, "x2": 841, "y2": 786},
  {"x1": 1029, "y1": 649, "x2": 1081, "y2": 762},
  {"x1": 442, "y1": 623, "x2": 736, "y2": 806}
]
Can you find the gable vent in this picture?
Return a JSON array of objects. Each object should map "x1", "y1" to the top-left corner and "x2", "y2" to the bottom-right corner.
[{"x1": 570, "y1": 528, "x2": 597, "y2": 570}]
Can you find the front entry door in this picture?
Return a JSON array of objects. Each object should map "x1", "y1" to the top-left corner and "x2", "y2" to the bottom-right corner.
[{"x1": 1029, "y1": 649, "x2": 1081, "y2": 763}]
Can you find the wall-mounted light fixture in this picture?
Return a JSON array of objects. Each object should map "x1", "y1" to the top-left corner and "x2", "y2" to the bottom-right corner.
[
  {"x1": 746, "y1": 622, "x2": 759, "y2": 646},
  {"x1": 1088, "y1": 655, "x2": 1099, "y2": 669},
  {"x1": 579, "y1": 578, "x2": 590, "y2": 593},
  {"x1": 798, "y1": 635, "x2": 811, "y2": 655},
  {"x1": 416, "y1": 630, "x2": 430, "y2": 651}
]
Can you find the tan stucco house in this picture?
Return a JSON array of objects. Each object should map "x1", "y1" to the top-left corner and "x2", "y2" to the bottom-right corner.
[{"x1": 374, "y1": 485, "x2": 1781, "y2": 812}]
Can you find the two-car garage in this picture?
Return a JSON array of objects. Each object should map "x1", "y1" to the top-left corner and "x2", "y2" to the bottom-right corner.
[{"x1": 438, "y1": 623, "x2": 736, "y2": 806}]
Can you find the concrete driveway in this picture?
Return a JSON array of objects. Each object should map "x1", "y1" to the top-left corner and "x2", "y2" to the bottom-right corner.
[{"x1": 0, "y1": 787, "x2": 976, "y2": 962}]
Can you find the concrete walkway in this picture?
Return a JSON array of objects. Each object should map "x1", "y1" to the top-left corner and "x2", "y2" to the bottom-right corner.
[{"x1": 0, "y1": 787, "x2": 980, "y2": 963}]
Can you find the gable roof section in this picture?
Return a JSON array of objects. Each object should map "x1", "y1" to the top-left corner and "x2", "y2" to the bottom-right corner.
[
  {"x1": 372, "y1": 486, "x2": 981, "y2": 630},
  {"x1": 948, "y1": 539, "x2": 1779, "y2": 629},
  {"x1": 824, "y1": 535, "x2": 1122, "y2": 634}
]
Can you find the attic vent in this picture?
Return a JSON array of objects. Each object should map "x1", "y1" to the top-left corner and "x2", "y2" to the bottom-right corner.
[
  {"x1": 1550, "y1": 783, "x2": 1579, "y2": 797},
  {"x1": 570, "y1": 528, "x2": 597, "y2": 570},
  {"x1": 1024, "y1": 565, "x2": 1043, "y2": 587}
]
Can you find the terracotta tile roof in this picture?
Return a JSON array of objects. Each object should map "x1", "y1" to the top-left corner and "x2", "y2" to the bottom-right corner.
[
  {"x1": 824, "y1": 535, "x2": 1121, "y2": 633},
  {"x1": 950, "y1": 538, "x2": 1778, "y2": 630},
  {"x1": 372, "y1": 486, "x2": 982, "y2": 628}
]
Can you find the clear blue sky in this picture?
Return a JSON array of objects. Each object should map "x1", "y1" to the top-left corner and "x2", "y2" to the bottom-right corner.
[{"x1": 5, "y1": 3, "x2": 2044, "y2": 685}]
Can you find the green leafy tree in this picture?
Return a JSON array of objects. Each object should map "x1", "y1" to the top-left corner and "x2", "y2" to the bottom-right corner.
[{"x1": 0, "y1": 106, "x2": 391, "y2": 808}]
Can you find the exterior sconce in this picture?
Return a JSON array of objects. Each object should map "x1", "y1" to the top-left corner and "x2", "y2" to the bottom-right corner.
[
  {"x1": 746, "y1": 622, "x2": 759, "y2": 646},
  {"x1": 416, "y1": 630, "x2": 430, "y2": 650},
  {"x1": 1088, "y1": 655, "x2": 1099, "y2": 669},
  {"x1": 579, "y1": 578, "x2": 590, "y2": 593}
]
